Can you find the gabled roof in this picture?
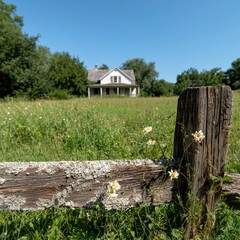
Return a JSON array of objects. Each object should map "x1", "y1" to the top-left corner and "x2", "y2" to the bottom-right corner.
[
  {"x1": 88, "y1": 69, "x2": 109, "y2": 82},
  {"x1": 88, "y1": 67, "x2": 136, "y2": 84}
]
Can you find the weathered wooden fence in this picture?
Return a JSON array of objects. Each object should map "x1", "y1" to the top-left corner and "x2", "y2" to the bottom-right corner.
[
  {"x1": 0, "y1": 160, "x2": 239, "y2": 210},
  {"x1": 0, "y1": 86, "x2": 239, "y2": 238}
]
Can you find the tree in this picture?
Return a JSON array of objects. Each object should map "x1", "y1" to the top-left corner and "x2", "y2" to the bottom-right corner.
[
  {"x1": 48, "y1": 52, "x2": 88, "y2": 96},
  {"x1": 226, "y1": 58, "x2": 240, "y2": 90},
  {"x1": 174, "y1": 68, "x2": 199, "y2": 95},
  {"x1": 121, "y1": 58, "x2": 158, "y2": 95},
  {"x1": 151, "y1": 80, "x2": 174, "y2": 96},
  {"x1": 174, "y1": 67, "x2": 226, "y2": 95},
  {"x1": 98, "y1": 64, "x2": 109, "y2": 70},
  {"x1": 0, "y1": 0, "x2": 38, "y2": 97},
  {"x1": 199, "y1": 68, "x2": 226, "y2": 86},
  {"x1": 26, "y1": 46, "x2": 53, "y2": 99}
]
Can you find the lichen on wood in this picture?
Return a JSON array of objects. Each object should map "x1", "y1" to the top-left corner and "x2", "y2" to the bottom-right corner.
[{"x1": 0, "y1": 159, "x2": 173, "y2": 210}]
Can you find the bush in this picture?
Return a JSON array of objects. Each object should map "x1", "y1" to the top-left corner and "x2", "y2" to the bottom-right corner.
[{"x1": 48, "y1": 89, "x2": 72, "y2": 100}]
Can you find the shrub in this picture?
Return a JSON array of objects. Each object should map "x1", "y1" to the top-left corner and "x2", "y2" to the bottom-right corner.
[{"x1": 48, "y1": 89, "x2": 72, "y2": 100}]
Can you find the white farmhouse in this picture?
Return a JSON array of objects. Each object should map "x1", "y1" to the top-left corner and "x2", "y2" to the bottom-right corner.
[{"x1": 87, "y1": 66, "x2": 140, "y2": 97}]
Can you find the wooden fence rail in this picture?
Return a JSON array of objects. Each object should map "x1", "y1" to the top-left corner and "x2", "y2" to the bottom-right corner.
[
  {"x1": 0, "y1": 160, "x2": 239, "y2": 211},
  {"x1": 0, "y1": 159, "x2": 171, "y2": 210},
  {"x1": 0, "y1": 86, "x2": 239, "y2": 238}
]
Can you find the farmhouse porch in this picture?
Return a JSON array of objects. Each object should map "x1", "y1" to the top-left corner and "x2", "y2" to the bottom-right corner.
[
  {"x1": 87, "y1": 84, "x2": 140, "y2": 97},
  {"x1": 88, "y1": 84, "x2": 140, "y2": 97}
]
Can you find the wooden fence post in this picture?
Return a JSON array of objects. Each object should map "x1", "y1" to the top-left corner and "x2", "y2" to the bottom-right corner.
[{"x1": 173, "y1": 86, "x2": 233, "y2": 239}]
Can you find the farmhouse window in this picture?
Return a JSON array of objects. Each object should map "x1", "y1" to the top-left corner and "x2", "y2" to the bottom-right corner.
[{"x1": 114, "y1": 76, "x2": 117, "y2": 83}]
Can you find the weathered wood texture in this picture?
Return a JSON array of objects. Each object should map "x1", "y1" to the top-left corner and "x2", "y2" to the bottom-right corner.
[
  {"x1": 0, "y1": 160, "x2": 174, "y2": 210},
  {"x1": 222, "y1": 173, "x2": 240, "y2": 209},
  {"x1": 173, "y1": 86, "x2": 233, "y2": 238},
  {"x1": 0, "y1": 160, "x2": 238, "y2": 211},
  {"x1": 223, "y1": 174, "x2": 240, "y2": 195}
]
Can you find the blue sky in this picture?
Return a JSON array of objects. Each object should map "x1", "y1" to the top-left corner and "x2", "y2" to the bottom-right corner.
[{"x1": 5, "y1": 0, "x2": 240, "y2": 83}]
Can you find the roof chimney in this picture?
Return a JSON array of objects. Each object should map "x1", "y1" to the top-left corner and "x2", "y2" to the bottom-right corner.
[{"x1": 94, "y1": 64, "x2": 98, "y2": 70}]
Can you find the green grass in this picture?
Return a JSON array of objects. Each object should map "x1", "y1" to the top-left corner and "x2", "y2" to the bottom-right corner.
[
  {"x1": 0, "y1": 204, "x2": 183, "y2": 240},
  {"x1": 0, "y1": 92, "x2": 239, "y2": 239},
  {"x1": 0, "y1": 201, "x2": 239, "y2": 239},
  {"x1": 226, "y1": 89, "x2": 240, "y2": 172},
  {"x1": 0, "y1": 97, "x2": 177, "y2": 162},
  {"x1": 0, "y1": 92, "x2": 239, "y2": 171}
]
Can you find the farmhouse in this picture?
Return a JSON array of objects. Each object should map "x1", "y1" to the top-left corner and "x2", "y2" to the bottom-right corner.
[{"x1": 87, "y1": 65, "x2": 140, "y2": 97}]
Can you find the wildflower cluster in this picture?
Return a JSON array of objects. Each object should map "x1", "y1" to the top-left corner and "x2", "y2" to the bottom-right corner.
[
  {"x1": 107, "y1": 180, "x2": 121, "y2": 197},
  {"x1": 192, "y1": 130, "x2": 205, "y2": 143},
  {"x1": 147, "y1": 139, "x2": 156, "y2": 146},
  {"x1": 143, "y1": 126, "x2": 157, "y2": 147}
]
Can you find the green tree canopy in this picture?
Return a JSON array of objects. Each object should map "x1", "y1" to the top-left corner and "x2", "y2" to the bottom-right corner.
[
  {"x1": 199, "y1": 68, "x2": 226, "y2": 86},
  {"x1": 174, "y1": 68, "x2": 199, "y2": 95},
  {"x1": 48, "y1": 52, "x2": 88, "y2": 96},
  {"x1": 226, "y1": 58, "x2": 240, "y2": 90},
  {"x1": 121, "y1": 58, "x2": 159, "y2": 96},
  {"x1": 98, "y1": 64, "x2": 109, "y2": 70},
  {"x1": 26, "y1": 46, "x2": 53, "y2": 99},
  {"x1": 174, "y1": 67, "x2": 226, "y2": 95},
  {"x1": 0, "y1": 0, "x2": 38, "y2": 97},
  {"x1": 152, "y1": 80, "x2": 174, "y2": 96}
]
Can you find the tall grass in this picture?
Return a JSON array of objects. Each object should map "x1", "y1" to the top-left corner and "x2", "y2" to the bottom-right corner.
[
  {"x1": 0, "y1": 97, "x2": 177, "y2": 162},
  {"x1": 0, "y1": 92, "x2": 239, "y2": 239},
  {"x1": 226, "y1": 90, "x2": 240, "y2": 172},
  {"x1": 0, "y1": 92, "x2": 239, "y2": 171}
]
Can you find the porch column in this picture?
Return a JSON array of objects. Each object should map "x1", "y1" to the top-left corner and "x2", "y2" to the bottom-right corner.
[
  {"x1": 88, "y1": 87, "x2": 90, "y2": 98},
  {"x1": 134, "y1": 87, "x2": 137, "y2": 97},
  {"x1": 138, "y1": 87, "x2": 140, "y2": 96},
  {"x1": 100, "y1": 88, "x2": 102, "y2": 97},
  {"x1": 117, "y1": 87, "x2": 119, "y2": 96}
]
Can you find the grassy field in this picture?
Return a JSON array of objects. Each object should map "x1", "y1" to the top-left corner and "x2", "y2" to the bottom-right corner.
[
  {"x1": 0, "y1": 91, "x2": 239, "y2": 171},
  {"x1": 0, "y1": 97, "x2": 177, "y2": 162},
  {"x1": 226, "y1": 90, "x2": 240, "y2": 172},
  {"x1": 0, "y1": 92, "x2": 239, "y2": 239}
]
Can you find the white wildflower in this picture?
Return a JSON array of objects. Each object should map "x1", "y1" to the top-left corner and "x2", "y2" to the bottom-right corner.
[
  {"x1": 109, "y1": 180, "x2": 121, "y2": 191},
  {"x1": 143, "y1": 126, "x2": 152, "y2": 135},
  {"x1": 107, "y1": 180, "x2": 121, "y2": 197},
  {"x1": 192, "y1": 130, "x2": 205, "y2": 143},
  {"x1": 146, "y1": 139, "x2": 156, "y2": 146},
  {"x1": 160, "y1": 143, "x2": 167, "y2": 148},
  {"x1": 168, "y1": 169, "x2": 179, "y2": 181}
]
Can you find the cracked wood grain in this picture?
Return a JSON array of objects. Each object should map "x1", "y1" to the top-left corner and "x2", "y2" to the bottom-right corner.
[{"x1": 0, "y1": 159, "x2": 174, "y2": 210}]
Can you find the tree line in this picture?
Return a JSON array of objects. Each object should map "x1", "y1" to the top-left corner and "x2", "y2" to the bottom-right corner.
[{"x1": 0, "y1": 0, "x2": 240, "y2": 100}]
